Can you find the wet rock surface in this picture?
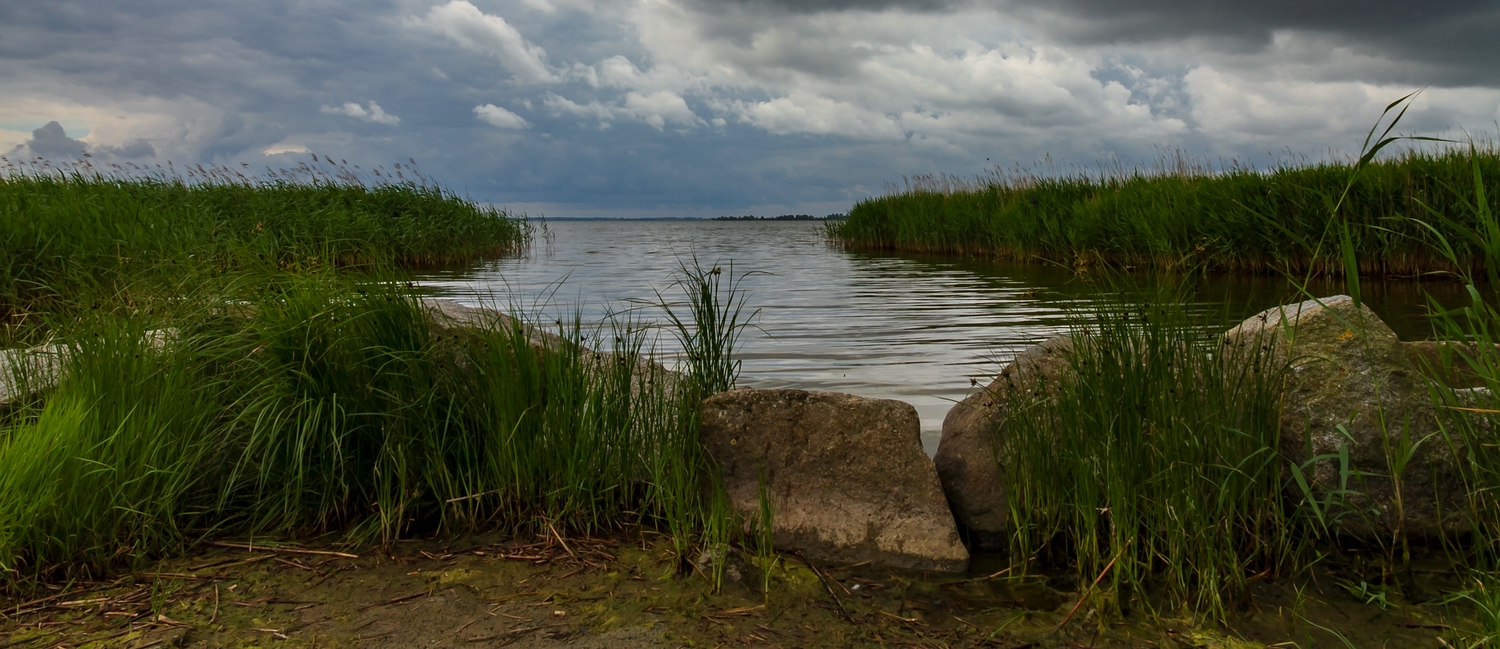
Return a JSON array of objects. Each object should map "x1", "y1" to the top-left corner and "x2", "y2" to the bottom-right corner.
[
  {"x1": 938, "y1": 296, "x2": 1473, "y2": 541},
  {"x1": 1225, "y1": 295, "x2": 1466, "y2": 537},
  {"x1": 933, "y1": 336, "x2": 1074, "y2": 544},
  {"x1": 700, "y1": 388, "x2": 970, "y2": 573}
]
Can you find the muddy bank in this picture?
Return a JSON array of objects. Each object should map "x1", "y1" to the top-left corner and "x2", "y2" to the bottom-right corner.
[{"x1": 0, "y1": 531, "x2": 1479, "y2": 648}]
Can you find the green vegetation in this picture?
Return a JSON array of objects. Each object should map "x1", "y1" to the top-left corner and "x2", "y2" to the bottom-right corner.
[
  {"x1": 1000, "y1": 287, "x2": 1289, "y2": 620},
  {"x1": 0, "y1": 159, "x2": 752, "y2": 593},
  {"x1": 1415, "y1": 149, "x2": 1500, "y2": 645},
  {"x1": 985, "y1": 99, "x2": 1500, "y2": 640},
  {"x1": 0, "y1": 266, "x2": 747, "y2": 590},
  {"x1": 0, "y1": 156, "x2": 528, "y2": 329},
  {"x1": 831, "y1": 144, "x2": 1500, "y2": 276}
]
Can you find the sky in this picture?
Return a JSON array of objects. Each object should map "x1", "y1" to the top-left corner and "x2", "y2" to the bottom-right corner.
[{"x1": 2, "y1": 0, "x2": 1498, "y2": 218}]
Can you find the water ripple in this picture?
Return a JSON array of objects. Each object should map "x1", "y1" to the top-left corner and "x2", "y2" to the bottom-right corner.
[{"x1": 416, "y1": 220, "x2": 1446, "y2": 455}]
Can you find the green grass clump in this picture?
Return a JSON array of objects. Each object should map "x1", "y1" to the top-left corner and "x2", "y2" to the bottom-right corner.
[
  {"x1": 0, "y1": 156, "x2": 758, "y2": 595},
  {"x1": 999, "y1": 283, "x2": 1290, "y2": 618},
  {"x1": 0, "y1": 157, "x2": 528, "y2": 325},
  {"x1": 0, "y1": 266, "x2": 737, "y2": 587},
  {"x1": 831, "y1": 146, "x2": 1500, "y2": 276},
  {"x1": 990, "y1": 99, "x2": 1500, "y2": 631}
]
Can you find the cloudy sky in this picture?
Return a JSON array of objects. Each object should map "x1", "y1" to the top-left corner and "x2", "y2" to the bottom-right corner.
[{"x1": 2, "y1": 1, "x2": 1497, "y2": 217}]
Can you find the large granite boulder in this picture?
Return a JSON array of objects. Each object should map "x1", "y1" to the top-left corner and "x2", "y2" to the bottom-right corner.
[
  {"x1": 934, "y1": 336, "x2": 1074, "y2": 544},
  {"x1": 699, "y1": 389, "x2": 969, "y2": 572},
  {"x1": 1225, "y1": 295, "x2": 1464, "y2": 537}
]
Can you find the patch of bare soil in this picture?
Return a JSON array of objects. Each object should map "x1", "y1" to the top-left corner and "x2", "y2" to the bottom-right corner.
[{"x1": 0, "y1": 532, "x2": 1481, "y2": 648}]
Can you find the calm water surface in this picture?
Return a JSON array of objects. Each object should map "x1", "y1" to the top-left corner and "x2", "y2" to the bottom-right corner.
[{"x1": 416, "y1": 220, "x2": 1452, "y2": 454}]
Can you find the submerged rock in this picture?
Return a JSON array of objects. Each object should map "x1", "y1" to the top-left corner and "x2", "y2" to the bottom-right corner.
[
  {"x1": 700, "y1": 388, "x2": 969, "y2": 572},
  {"x1": 1225, "y1": 295, "x2": 1465, "y2": 537},
  {"x1": 933, "y1": 336, "x2": 1074, "y2": 545}
]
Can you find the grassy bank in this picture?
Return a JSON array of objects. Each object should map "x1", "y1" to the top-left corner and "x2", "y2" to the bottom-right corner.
[
  {"x1": 0, "y1": 264, "x2": 749, "y2": 589},
  {"x1": 0, "y1": 160, "x2": 759, "y2": 591},
  {"x1": 1001, "y1": 287, "x2": 1290, "y2": 620},
  {"x1": 831, "y1": 145, "x2": 1500, "y2": 276},
  {"x1": 986, "y1": 126, "x2": 1500, "y2": 640},
  {"x1": 0, "y1": 157, "x2": 528, "y2": 330}
]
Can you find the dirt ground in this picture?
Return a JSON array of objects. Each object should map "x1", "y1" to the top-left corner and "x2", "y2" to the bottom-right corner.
[{"x1": 0, "y1": 532, "x2": 1481, "y2": 648}]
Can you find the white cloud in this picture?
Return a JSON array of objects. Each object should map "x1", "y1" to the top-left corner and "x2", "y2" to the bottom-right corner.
[
  {"x1": 474, "y1": 103, "x2": 530, "y2": 129},
  {"x1": 0, "y1": 93, "x2": 243, "y2": 163},
  {"x1": 260, "y1": 132, "x2": 356, "y2": 157},
  {"x1": 622, "y1": 91, "x2": 701, "y2": 129},
  {"x1": 320, "y1": 101, "x2": 401, "y2": 125},
  {"x1": 555, "y1": 3, "x2": 1190, "y2": 153},
  {"x1": 262, "y1": 142, "x2": 310, "y2": 156},
  {"x1": 734, "y1": 93, "x2": 903, "y2": 140},
  {"x1": 516, "y1": 0, "x2": 557, "y2": 14},
  {"x1": 1183, "y1": 63, "x2": 1500, "y2": 153},
  {"x1": 543, "y1": 93, "x2": 615, "y2": 121},
  {"x1": 543, "y1": 90, "x2": 701, "y2": 130},
  {"x1": 410, "y1": 1, "x2": 555, "y2": 84}
]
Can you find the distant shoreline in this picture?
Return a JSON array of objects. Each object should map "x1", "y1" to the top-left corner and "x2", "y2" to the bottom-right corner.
[{"x1": 540, "y1": 214, "x2": 847, "y2": 222}]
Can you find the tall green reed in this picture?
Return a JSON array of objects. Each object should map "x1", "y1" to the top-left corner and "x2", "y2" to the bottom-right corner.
[
  {"x1": 0, "y1": 258, "x2": 749, "y2": 591},
  {"x1": 0, "y1": 318, "x2": 226, "y2": 583},
  {"x1": 0, "y1": 159, "x2": 528, "y2": 331},
  {"x1": 1397, "y1": 149, "x2": 1500, "y2": 646},
  {"x1": 998, "y1": 278, "x2": 1290, "y2": 619},
  {"x1": 1133, "y1": 92, "x2": 1500, "y2": 634},
  {"x1": 648, "y1": 258, "x2": 761, "y2": 577},
  {"x1": 832, "y1": 139, "x2": 1498, "y2": 277}
]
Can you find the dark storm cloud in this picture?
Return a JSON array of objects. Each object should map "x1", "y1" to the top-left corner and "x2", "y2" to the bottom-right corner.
[
  {"x1": 1010, "y1": 0, "x2": 1500, "y2": 85},
  {"x1": 15, "y1": 122, "x2": 87, "y2": 160},
  {"x1": 7, "y1": 121, "x2": 155, "y2": 160},
  {"x1": 1, "y1": 0, "x2": 1495, "y2": 217},
  {"x1": 692, "y1": 0, "x2": 957, "y2": 12}
]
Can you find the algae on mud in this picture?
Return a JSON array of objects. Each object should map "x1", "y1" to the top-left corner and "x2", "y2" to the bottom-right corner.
[{"x1": 0, "y1": 532, "x2": 1483, "y2": 648}]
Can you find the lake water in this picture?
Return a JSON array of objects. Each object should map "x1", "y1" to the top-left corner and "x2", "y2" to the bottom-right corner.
[{"x1": 416, "y1": 219, "x2": 1456, "y2": 454}]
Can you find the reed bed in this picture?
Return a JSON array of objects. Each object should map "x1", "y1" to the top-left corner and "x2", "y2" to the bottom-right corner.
[
  {"x1": 0, "y1": 156, "x2": 529, "y2": 330},
  {"x1": 990, "y1": 97, "x2": 1500, "y2": 634},
  {"x1": 1410, "y1": 151, "x2": 1500, "y2": 642},
  {"x1": 0, "y1": 264, "x2": 743, "y2": 590},
  {"x1": 0, "y1": 158, "x2": 757, "y2": 594},
  {"x1": 831, "y1": 145, "x2": 1500, "y2": 277},
  {"x1": 999, "y1": 284, "x2": 1290, "y2": 619}
]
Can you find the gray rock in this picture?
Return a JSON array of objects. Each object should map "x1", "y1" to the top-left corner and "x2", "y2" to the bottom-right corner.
[
  {"x1": 933, "y1": 336, "x2": 1074, "y2": 543},
  {"x1": 1225, "y1": 295, "x2": 1464, "y2": 537},
  {"x1": 700, "y1": 388, "x2": 969, "y2": 572}
]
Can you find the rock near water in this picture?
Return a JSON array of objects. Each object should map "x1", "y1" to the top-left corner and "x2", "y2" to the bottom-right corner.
[
  {"x1": 934, "y1": 295, "x2": 1468, "y2": 543},
  {"x1": 933, "y1": 336, "x2": 1074, "y2": 545},
  {"x1": 700, "y1": 388, "x2": 969, "y2": 572},
  {"x1": 1225, "y1": 295, "x2": 1465, "y2": 537}
]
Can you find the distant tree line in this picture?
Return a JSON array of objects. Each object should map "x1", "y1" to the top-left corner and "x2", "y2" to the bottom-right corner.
[{"x1": 713, "y1": 213, "x2": 848, "y2": 221}]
